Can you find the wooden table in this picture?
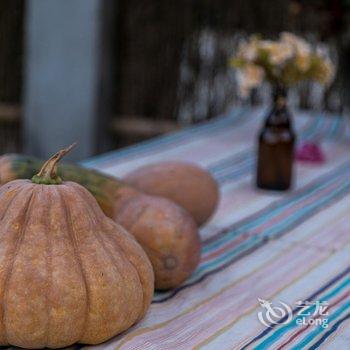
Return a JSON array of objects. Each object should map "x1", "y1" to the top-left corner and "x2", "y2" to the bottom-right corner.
[{"x1": 82, "y1": 107, "x2": 350, "y2": 350}]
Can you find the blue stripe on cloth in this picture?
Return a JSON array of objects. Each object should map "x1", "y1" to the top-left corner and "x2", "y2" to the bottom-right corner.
[
  {"x1": 297, "y1": 113, "x2": 323, "y2": 143},
  {"x1": 328, "y1": 115, "x2": 342, "y2": 139},
  {"x1": 208, "y1": 149, "x2": 252, "y2": 172}
]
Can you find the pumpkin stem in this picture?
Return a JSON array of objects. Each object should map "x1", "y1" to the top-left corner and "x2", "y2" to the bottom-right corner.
[{"x1": 32, "y1": 143, "x2": 77, "y2": 185}]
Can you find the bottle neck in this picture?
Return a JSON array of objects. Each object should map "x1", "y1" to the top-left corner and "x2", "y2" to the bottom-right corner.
[
  {"x1": 266, "y1": 85, "x2": 291, "y2": 128},
  {"x1": 272, "y1": 84, "x2": 288, "y2": 109}
]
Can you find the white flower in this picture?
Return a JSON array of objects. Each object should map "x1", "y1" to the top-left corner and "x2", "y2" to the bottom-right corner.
[
  {"x1": 237, "y1": 64, "x2": 264, "y2": 97},
  {"x1": 295, "y1": 55, "x2": 311, "y2": 72},
  {"x1": 259, "y1": 40, "x2": 294, "y2": 65},
  {"x1": 280, "y1": 32, "x2": 312, "y2": 71},
  {"x1": 280, "y1": 32, "x2": 311, "y2": 55},
  {"x1": 237, "y1": 38, "x2": 259, "y2": 62},
  {"x1": 318, "y1": 58, "x2": 335, "y2": 85}
]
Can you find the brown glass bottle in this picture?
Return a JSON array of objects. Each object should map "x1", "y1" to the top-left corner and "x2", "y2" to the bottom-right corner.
[{"x1": 257, "y1": 86, "x2": 296, "y2": 191}]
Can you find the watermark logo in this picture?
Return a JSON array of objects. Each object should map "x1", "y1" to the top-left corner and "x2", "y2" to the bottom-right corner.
[
  {"x1": 257, "y1": 299, "x2": 329, "y2": 329},
  {"x1": 257, "y1": 298, "x2": 293, "y2": 327}
]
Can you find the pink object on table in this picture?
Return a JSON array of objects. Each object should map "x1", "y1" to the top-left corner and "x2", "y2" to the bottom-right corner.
[{"x1": 296, "y1": 142, "x2": 325, "y2": 163}]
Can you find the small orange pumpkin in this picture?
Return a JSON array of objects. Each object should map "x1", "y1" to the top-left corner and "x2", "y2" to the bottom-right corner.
[
  {"x1": 125, "y1": 161, "x2": 220, "y2": 225},
  {"x1": 0, "y1": 145, "x2": 154, "y2": 348},
  {"x1": 114, "y1": 187, "x2": 201, "y2": 290}
]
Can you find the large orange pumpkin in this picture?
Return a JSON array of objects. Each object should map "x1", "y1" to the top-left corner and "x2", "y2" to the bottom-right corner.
[{"x1": 0, "y1": 145, "x2": 154, "y2": 348}]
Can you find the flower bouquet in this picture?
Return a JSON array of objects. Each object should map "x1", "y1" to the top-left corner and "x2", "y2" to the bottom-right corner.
[{"x1": 230, "y1": 32, "x2": 335, "y2": 97}]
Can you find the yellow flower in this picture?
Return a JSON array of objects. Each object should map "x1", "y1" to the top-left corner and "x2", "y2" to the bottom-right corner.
[
  {"x1": 295, "y1": 54, "x2": 311, "y2": 72},
  {"x1": 280, "y1": 32, "x2": 311, "y2": 55},
  {"x1": 259, "y1": 40, "x2": 294, "y2": 65},
  {"x1": 280, "y1": 32, "x2": 312, "y2": 71},
  {"x1": 236, "y1": 37, "x2": 260, "y2": 62},
  {"x1": 315, "y1": 58, "x2": 335, "y2": 85}
]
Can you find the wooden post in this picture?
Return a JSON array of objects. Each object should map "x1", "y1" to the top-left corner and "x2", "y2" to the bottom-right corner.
[{"x1": 24, "y1": 0, "x2": 116, "y2": 161}]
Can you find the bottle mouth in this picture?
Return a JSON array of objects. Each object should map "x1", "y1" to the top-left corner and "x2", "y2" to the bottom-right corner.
[
  {"x1": 275, "y1": 96, "x2": 287, "y2": 109},
  {"x1": 273, "y1": 84, "x2": 287, "y2": 101}
]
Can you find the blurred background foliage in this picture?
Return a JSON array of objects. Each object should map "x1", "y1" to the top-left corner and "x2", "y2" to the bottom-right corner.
[{"x1": 1, "y1": 0, "x2": 350, "y2": 152}]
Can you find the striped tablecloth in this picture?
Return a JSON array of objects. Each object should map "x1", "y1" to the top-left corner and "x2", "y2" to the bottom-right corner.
[{"x1": 82, "y1": 107, "x2": 350, "y2": 350}]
